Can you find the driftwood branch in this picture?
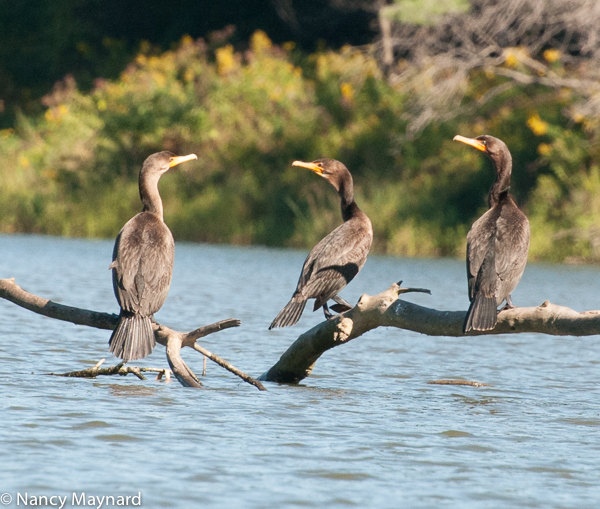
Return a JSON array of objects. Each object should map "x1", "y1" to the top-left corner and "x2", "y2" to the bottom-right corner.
[
  {"x1": 0, "y1": 278, "x2": 265, "y2": 391},
  {"x1": 261, "y1": 282, "x2": 600, "y2": 384},
  {"x1": 48, "y1": 358, "x2": 172, "y2": 381}
]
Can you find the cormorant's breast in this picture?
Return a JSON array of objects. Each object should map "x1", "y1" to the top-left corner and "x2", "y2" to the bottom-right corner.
[
  {"x1": 111, "y1": 211, "x2": 175, "y2": 317},
  {"x1": 467, "y1": 192, "x2": 530, "y2": 305}
]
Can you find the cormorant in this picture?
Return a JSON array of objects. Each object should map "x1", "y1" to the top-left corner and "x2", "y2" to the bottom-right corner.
[
  {"x1": 454, "y1": 135, "x2": 530, "y2": 333},
  {"x1": 269, "y1": 158, "x2": 373, "y2": 329},
  {"x1": 109, "y1": 151, "x2": 198, "y2": 361}
]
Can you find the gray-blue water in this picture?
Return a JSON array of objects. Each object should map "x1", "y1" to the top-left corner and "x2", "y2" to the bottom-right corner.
[{"x1": 1, "y1": 233, "x2": 600, "y2": 508}]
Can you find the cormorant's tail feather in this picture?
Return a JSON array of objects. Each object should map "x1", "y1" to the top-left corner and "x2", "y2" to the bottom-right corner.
[
  {"x1": 109, "y1": 313, "x2": 155, "y2": 362},
  {"x1": 464, "y1": 294, "x2": 497, "y2": 333},
  {"x1": 269, "y1": 298, "x2": 307, "y2": 329}
]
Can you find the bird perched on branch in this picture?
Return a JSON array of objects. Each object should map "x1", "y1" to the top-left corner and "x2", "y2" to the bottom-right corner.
[
  {"x1": 454, "y1": 135, "x2": 530, "y2": 333},
  {"x1": 109, "y1": 151, "x2": 197, "y2": 361},
  {"x1": 269, "y1": 158, "x2": 373, "y2": 329}
]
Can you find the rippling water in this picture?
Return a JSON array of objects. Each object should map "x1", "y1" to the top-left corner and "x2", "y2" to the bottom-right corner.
[{"x1": 1, "y1": 233, "x2": 600, "y2": 508}]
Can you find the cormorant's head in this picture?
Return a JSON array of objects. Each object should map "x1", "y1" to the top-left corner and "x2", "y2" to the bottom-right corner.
[
  {"x1": 453, "y1": 135, "x2": 507, "y2": 157},
  {"x1": 291, "y1": 158, "x2": 352, "y2": 192},
  {"x1": 142, "y1": 151, "x2": 198, "y2": 176},
  {"x1": 453, "y1": 134, "x2": 512, "y2": 176}
]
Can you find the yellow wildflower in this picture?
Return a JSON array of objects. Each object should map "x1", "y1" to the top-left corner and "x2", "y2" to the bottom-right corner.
[
  {"x1": 537, "y1": 143, "x2": 552, "y2": 156},
  {"x1": 340, "y1": 82, "x2": 354, "y2": 102},
  {"x1": 251, "y1": 30, "x2": 272, "y2": 54},
  {"x1": 151, "y1": 71, "x2": 166, "y2": 87},
  {"x1": 44, "y1": 105, "x2": 68, "y2": 123},
  {"x1": 527, "y1": 114, "x2": 548, "y2": 136},
  {"x1": 180, "y1": 34, "x2": 193, "y2": 47},
  {"x1": 543, "y1": 49, "x2": 561, "y2": 63},
  {"x1": 504, "y1": 48, "x2": 518, "y2": 68},
  {"x1": 216, "y1": 45, "x2": 236, "y2": 75}
]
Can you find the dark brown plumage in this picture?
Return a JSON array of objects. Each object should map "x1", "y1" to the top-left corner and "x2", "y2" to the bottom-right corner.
[
  {"x1": 269, "y1": 158, "x2": 373, "y2": 329},
  {"x1": 109, "y1": 151, "x2": 197, "y2": 361},
  {"x1": 454, "y1": 135, "x2": 530, "y2": 333}
]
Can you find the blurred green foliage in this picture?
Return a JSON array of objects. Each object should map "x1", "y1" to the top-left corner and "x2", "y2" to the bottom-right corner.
[
  {"x1": 0, "y1": 0, "x2": 376, "y2": 128},
  {"x1": 384, "y1": 0, "x2": 469, "y2": 25},
  {"x1": 1, "y1": 31, "x2": 599, "y2": 262}
]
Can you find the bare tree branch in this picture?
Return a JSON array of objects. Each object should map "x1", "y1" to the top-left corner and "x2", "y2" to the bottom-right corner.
[
  {"x1": 5, "y1": 276, "x2": 599, "y2": 389},
  {"x1": 48, "y1": 359, "x2": 171, "y2": 381},
  {"x1": 373, "y1": 0, "x2": 600, "y2": 134},
  {"x1": 191, "y1": 343, "x2": 266, "y2": 391},
  {"x1": 0, "y1": 277, "x2": 118, "y2": 329},
  {"x1": 260, "y1": 282, "x2": 600, "y2": 384},
  {"x1": 0, "y1": 278, "x2": 266, "y2": 391}
]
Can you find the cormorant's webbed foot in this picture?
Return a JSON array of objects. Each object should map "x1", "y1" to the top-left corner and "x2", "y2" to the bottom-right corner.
[
  {"x1": 500, "y1": 295, "x2": 515, "y2": 311},
  {"x1": 323, "y1": 302, "x2": 334, "y2": 320}
]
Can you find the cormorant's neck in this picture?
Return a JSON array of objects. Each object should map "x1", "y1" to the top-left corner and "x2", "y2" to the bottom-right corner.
[
  {"x1": 488, "y1": 151, "x2": 512, "y2": 209},
  {"x1": 140, "y1": 171, "x2": 164, "y2": 220},
  {"x1": 341, "y1": 200, "x2": 362, "y2": 221},
  {"x1": 337, "y1": 176, "x2": 360, "y2": 221}
]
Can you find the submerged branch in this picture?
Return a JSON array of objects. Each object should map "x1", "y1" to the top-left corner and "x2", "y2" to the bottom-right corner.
[
  {"x1": 47, "y1": 359, "x2": 172, "y2": 381},
  {"x1": 261, "y1": 282, "x2": 600, "y2": 384},
  {"x1": 192, "y1": 343, "x2": 266, "y2": 391},
  {"x1": 428, "y1": 380, "x2": 491, "y2": 387},
  {"x1": 0, "y1": 278, "x2": 264, "y2": 391}
]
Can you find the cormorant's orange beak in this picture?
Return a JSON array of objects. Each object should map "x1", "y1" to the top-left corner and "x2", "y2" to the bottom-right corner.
[
  {"x1": 169, "y1": 154, "x2": 198, "y2": 168},
  {"x1": 453, "y1": 135, "x2": 486, "y2": 152},
  {"x1": 292, "y1": 160, "x2": 323, "y2": 176}
]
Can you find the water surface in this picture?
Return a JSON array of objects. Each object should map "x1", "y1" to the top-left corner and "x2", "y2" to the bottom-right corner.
[{"x1": 1, "y1": 234, "x2": 599, "y2": 508}]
